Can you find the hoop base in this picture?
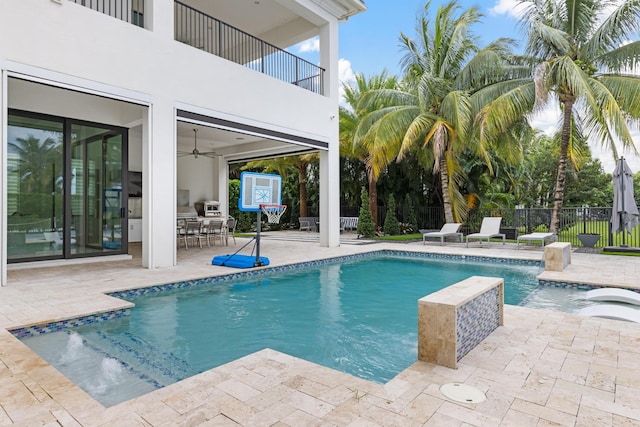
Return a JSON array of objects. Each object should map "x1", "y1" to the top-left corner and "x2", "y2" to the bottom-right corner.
[{"x1": 260, "y1": 204, "x2": 287, "y2": 224}]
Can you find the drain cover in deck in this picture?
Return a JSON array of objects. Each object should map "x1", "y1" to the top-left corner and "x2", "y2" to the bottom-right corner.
[{"x1": 440, "y1": 383, "x2": 486, "y2": 404}]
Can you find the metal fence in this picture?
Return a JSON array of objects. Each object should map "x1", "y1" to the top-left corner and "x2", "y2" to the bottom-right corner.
[
  {"x1": 69, "y1": 0, "x2": 145, "y2": 27},
  {"x1": 174, "y1": 1, "x2": 325, "y2": 95},
  {"x1": 337, "y1": 205, "x2": 639, "y2": 248}
]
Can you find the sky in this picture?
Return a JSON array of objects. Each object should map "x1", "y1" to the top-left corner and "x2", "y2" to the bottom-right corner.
[{"x1": 299, "y1": 0, "x2": 640, "y2": 174}]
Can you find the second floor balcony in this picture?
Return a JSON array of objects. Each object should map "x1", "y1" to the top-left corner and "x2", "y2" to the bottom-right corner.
[
  {"x1": 174, "y1": 1, "x2": 324, "y2": 95},
  {"x1": 69, "y1": 0, "x2": 328, "y2": 95}
]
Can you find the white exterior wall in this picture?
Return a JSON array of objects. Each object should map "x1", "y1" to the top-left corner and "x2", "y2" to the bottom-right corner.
[{"x1": 0, "y1": 0, "x2": 346, "y2": 281}]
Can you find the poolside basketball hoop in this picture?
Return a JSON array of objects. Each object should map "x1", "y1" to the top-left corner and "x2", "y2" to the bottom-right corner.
[{"x1": 261, "y1": 204, "x2": 287, "y2": 224}]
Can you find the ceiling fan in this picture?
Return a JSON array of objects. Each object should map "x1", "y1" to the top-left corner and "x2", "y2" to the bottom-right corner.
[{"x1": 178, "y1": 129, "x2": 219, "y2": 159}]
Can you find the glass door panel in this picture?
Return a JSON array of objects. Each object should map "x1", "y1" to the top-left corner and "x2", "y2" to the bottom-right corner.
[
  {"x1": 70, "y1": 124, "x2": 124, "y2": 256},
  {"x1": 7, "y1": 115, "x2": 64, "y2": 261}
]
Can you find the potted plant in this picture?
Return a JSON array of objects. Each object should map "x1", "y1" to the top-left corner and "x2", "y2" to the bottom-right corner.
[{"x1": 577, "y1": 233, "x2": 601, "y2": 247}]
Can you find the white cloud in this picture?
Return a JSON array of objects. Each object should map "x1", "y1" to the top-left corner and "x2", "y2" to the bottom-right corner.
[
  {"x1": 338, "y1": 58, "x2": 356, "y2": 107},
  {"x1": 297, "y1": 37, "x2": 319, "y2": 53},
  {"x1": 488, "y1": 0, "x2": 526, "y2": 18}
]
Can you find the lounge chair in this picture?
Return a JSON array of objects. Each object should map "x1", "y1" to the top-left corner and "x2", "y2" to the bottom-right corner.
[
  {"x1": 582, "y1": 288, "x2": 640, "y2": 306},
  {"x1": 465, "y1": 217, "x2": 505, "y2": 247},
  {"x1": 578, "y1": 304, "x2": 640, "y2": 323},
  {"x1": 516, "y1": 232, "x2": 555, "y2": 248},
  {"x1": 423, "y1": 223, "x2": 463, "y2": 245}
]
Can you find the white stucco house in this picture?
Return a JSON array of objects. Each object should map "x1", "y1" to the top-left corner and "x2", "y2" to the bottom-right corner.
[{"x1": 0, "y1": 0, "x2": 366, "y2": 285}]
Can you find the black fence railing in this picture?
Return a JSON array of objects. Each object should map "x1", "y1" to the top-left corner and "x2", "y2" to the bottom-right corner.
[
  {"x1": 174, "y1": 1, "x2": 325, "y2": 95},
  {"x1": 334, "y1": 205, "x2": 640, "y2": 248},
  {"x1": 69, "y1": 0, "x2": 145, "y2": 27}
]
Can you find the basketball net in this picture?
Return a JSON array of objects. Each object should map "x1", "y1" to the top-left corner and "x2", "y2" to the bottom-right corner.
[{"x1": 261, "y1": 204, "x2": 287, "y2": 224}]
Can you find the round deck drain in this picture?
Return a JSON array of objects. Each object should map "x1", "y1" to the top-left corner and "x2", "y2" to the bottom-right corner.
[{"x1": 440, "y1": 383, "x2": 486, "y2": 404}]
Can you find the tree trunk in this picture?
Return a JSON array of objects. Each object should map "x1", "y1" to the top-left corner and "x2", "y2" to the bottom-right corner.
[
  {"x1": 298, "y1": 167, "x2": 308, "y2": 217},
  {"x1": 439, "y1": 155, "x2": 454, "y2": 223},
  {"x1": 549, "y1": 97, "x2": 574, "y2": 234},
  {"x1": 368, "y1": 171, "x2": 378, "y2": 228}
]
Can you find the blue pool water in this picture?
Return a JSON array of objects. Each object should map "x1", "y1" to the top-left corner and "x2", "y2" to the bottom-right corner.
[{"x1": 19, "y1": 254, "x2": 542, "y2": 407}]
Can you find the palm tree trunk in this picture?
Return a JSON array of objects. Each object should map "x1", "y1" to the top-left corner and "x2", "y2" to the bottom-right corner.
[
  {"x1": 549, "y1": 97, "x2": 574, "y2": 234},
  {"x1": 298, "y1": 167, "x2": 308, "y2": 217},
  {"x1": 368, "y1": 171, "x2": 378, "y2": 228},
  {"x1": 439, "y1": 156, "x2": 454, "y2": 223}
]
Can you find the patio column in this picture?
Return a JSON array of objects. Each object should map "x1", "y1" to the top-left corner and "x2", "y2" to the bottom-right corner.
[
  {"x1": 318, "y1": 19, "x2": 340, "y2": 247},
  {"x1": 216, "y1": 157, "x2": 229, "y2": 217},
  {"x1": 142, "y1": 99, "x2": 176, "y2": 268}
]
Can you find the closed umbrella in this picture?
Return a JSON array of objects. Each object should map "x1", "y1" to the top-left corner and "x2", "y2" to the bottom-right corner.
[{"x1": 611, "y1": 157, "x2": 639, "y2": 246}]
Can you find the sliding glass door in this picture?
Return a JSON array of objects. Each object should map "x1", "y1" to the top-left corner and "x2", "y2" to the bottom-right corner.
[
  {"x1": 7, "y1": 115, "x2": 64, "y2": 260},
  {"x1": 7, "y1": 111, "x2": 128, "y2": 262},
  {"x1": 70, "y1": 123, "x2": 125, "y2": 255}
]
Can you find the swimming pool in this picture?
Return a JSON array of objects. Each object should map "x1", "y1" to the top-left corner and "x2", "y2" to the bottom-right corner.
[{"x1": 17, "y1": 252, "x2": 542, "y2": 407}]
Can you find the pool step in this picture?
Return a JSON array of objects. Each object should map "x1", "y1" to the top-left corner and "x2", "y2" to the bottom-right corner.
[{"x1": 81, "y1": 330, "x2": 196, "y2": 387}]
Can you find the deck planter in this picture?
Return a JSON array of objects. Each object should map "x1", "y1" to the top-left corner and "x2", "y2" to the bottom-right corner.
[{"x1": 577, "y1": 233, "x2": 600, "y2": 247}]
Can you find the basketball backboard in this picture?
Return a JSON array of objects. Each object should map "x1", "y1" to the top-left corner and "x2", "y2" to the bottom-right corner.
[{"x1": 239, "y1": 172, "x2": 282, "y2": 212}]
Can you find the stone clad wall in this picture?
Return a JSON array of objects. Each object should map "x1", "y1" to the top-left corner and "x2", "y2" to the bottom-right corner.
[{"x1": 418, "y1": 276, "x2": 504, "y2": 369}]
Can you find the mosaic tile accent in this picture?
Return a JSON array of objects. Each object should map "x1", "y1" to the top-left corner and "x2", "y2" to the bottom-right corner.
[
  {"x1": 108, "y1": 250, "x2": 542, "y2": 299},
  {"x1": 537, "y1": 279, "x2": 640, "y2": 293},
  {"x1": 9, "y1": 309, "x2": 131, "y2": 339},
  {"x1": 456, "y1": 287, "x2": 500, "y2": 361}
]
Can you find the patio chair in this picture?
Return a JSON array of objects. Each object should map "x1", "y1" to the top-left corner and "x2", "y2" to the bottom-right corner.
[
  {"x1": 465, "y1": 217, "x2": 505, "y2": 247},
  {"x1": 184, "y1": 221, "x2": 204, "y2": 249},
  {"x1": 516, "y1": 232, "x2": 555, "y2": 248},
  {"x1": 422, "y1": 223, "x2": 463, "y2": 245},
  {"x1": 205, "y1": 219, "x2": 225, "y2": 246},
  {"x1": 226, "y1": 217, "x2": 237, "y2": 245}
]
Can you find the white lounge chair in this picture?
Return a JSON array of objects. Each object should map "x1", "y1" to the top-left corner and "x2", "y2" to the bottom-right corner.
[
  {"x1": 466, "y1": 217, "x2": 505, "y2": 247},
  {"x1": 516, "y1": 232, "x2": 555, "y2": 248},
  {"x1": 578, "y1": 304, "x2": 640, "y2": 323},
  {"x1": 582, "y1": 288, "x2": 640, "y2": 306},
  {"x1": 423, "y1": 223, "x2": 463, "y2": 245}
]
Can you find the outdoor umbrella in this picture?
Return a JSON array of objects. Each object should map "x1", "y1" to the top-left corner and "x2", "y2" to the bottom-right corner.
[{"x1": 611, "y1": 157, "x2": 639, "y2": 245}]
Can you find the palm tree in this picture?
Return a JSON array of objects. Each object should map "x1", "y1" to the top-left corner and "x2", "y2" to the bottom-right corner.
[
  {"x1": 340, "y1": 70, "x2": 399, "y2": 226},
  {"x1": 477, "y1": 0, "x2": 640, "y2": 233},
  {"x1": 355, "y1": 1, "x2": 519, "y2": 223}
]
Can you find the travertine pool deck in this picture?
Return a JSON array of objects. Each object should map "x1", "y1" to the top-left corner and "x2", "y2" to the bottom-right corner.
[{"x1": 2, "y1": 234, "x2": 640, "y2": 426}]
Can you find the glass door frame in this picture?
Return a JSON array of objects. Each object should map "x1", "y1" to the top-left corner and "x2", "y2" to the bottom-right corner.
[{"x1": 7, "y1": 109, "x2": 129, "y2": 263}]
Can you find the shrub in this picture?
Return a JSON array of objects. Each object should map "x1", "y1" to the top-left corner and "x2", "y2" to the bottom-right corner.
[
  {"x1": 383, "y1": 194, "x2": 400, "y2": 235},
  {"x1": 356, "y1": 187, "x2": 375, "y2": 238},
  {"x1": 404, "y1": 194, "x2": 418, "y2": 232}
]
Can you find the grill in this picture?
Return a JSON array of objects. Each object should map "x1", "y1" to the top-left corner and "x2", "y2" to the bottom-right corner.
[{"x1": 177, "y1": 206, "x2": 198, "y2": 221}]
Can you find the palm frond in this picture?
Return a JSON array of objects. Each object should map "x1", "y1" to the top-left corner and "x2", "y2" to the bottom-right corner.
[
  {"x1": 476, "y1": 82, "x2": 536, "y2": 142},
  {"x1": 470, "y1": 78, "x2": 533, "y2": 115},
  {"x1": 598, "y1": 74, "x2": 640, "y2": 119},
  {"x1": 357, "y1": 89, "x2": 417, "y2": 115},
  {"x1": 397, "y1": 113, "x2": 438, "y2": 160},
  {"x1": 364, "y1": 107, "x2": 423, "y2": 178},
  {"x1": 584, "y1": 0, "x2": 640, "y2": 58},
  {"x1": 587, "y1": 77, "x2": 638, "y2": 154},
  {"x1": 525, "y1": 19, "x2": 571, "y2": 58},
  {"x1": 595, "y1": 41, "x2": 640, "y2": 74},
  {"x1": 440, "y1": 90, "x2": 472, "y2": 140},
  {"x1": 547, "y1": 56, "x2": 598, "y2": 110}
]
